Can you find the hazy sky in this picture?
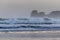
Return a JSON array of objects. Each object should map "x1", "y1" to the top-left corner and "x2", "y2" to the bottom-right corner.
[{"x1": 0, "y1": 0, "x2": 60, "y2": 18}]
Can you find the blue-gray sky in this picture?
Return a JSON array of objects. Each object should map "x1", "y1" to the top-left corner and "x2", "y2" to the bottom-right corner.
[{"x1": 0, "y1": 0, "x2": 60, "y2": 18}]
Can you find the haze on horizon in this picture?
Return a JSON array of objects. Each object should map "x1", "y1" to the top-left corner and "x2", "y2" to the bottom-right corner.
[{"x1": 0, "y1": 0, "x2": 60, "y2": 18}]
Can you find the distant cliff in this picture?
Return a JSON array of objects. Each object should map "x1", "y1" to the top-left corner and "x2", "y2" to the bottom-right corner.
[
  {"x1": 31, "y1": 10, "x2": 46, "y2": 17},
  {"x1": 48, "y1": 11, "x2": 60, "y2": 18},
  {"x1": 31, "y1": 10, "x2": 60, "y2": 19}
]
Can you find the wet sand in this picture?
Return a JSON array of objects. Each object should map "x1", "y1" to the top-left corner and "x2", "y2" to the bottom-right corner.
[
  {"x1": 0, "y1": 31, "x2": 60, "y2": 40},
  {"x1": 0, "y1": 38, "x2": 60, "y2": 40}
]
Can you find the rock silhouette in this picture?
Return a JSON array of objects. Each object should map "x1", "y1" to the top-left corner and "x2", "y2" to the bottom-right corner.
[
  {"x1": 31, "y1": 10, "x2": 45, "y2": 17},
  {"x1": 31, "y1": 10, "x2": 60, "y2": 19},
  {"x1": 48, "y1": 11, "x2": 60, "y2": 19}
]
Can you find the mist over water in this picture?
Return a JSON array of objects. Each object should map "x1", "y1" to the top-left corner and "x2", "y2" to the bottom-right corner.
[{"x1": 0, "y1": 0, "x2": 60, "y2": 18}]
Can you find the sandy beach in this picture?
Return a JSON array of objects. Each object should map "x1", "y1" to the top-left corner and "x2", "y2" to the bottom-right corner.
[{"x1": 0, "y1": 31, "x2": 60, "y2": 40}]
